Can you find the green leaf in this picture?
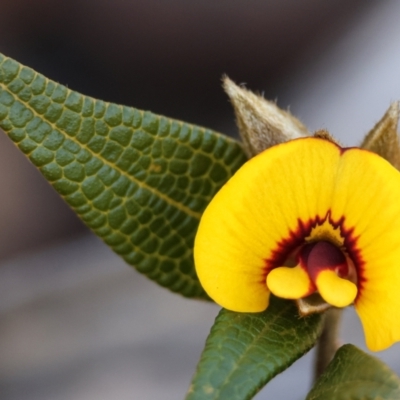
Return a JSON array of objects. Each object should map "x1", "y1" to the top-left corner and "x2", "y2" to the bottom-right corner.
[
  {"x1": 187, "y1": 297, "x2": 323, "y2": 400},
  {"x1": 306, "y1": 344, "x2": 400, "y2": 400},
  {"x1": 0, "y1": 53, "x2": 247, "y2": 298}
]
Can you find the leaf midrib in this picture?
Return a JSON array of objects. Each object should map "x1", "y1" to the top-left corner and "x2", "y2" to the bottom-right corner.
[{"x1": 212, "y1": 303, "x2": 293, "y2": 398}]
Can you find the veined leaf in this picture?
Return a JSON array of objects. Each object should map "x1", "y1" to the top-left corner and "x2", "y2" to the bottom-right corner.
[
  {"x1": 0, "y1": 53, "x2": 247, "y2": 298},
  {"x1": 186, "y1": 297, "x2": 323, "y2": 400},
  {"x1": 306, "y1": 344, "x2": 400, "y2": 400}
]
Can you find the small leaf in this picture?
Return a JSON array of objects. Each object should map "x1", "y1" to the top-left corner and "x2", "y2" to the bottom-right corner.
[
  {"x1": 306, "y1": 344, "x2": 400, "y2": 400},
  {"x1": 361, "y1": 102, "x2": 400, "y2": 170},
  {"x1": 0, "y1": 53, "x2": 247, "y2": 298},
  {"x1": 223, "y1": 76, "x2": 309, "y2": 157},
  {"x1": 186, "y1": 297, "x2": 323, "y2": 400}
]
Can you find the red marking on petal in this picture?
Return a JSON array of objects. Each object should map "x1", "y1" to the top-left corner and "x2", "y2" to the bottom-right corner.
[{"x1": 263, "y1": 211, "x2": 366, "y2": 299}]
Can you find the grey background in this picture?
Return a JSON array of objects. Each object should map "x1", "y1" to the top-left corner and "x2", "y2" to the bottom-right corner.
[{"x1": 0, "y1": 1, "x2": 400, "y2": 399}]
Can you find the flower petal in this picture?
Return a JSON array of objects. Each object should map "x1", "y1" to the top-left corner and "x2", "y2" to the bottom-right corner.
[
  {"x1": 330, "y1": 148, "x2": 400, "y2": 351},
  {"x1": 194, "y1": 138, "x2": 342, "y2": 312},
  {"x1": 267, "y1": 265, "x2": 314, "y2": 299},
  {"x1": 315, "y1": 270, "x2": 357, "y2": 308}
]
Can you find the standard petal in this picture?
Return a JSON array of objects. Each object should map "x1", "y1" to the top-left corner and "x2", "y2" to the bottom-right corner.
[
  {"x1": 194, "y1": 138, "x2": 341, "y2": 312},
  {"x1": 331, "y1": 148, "x2": 400, "y2": 350}
]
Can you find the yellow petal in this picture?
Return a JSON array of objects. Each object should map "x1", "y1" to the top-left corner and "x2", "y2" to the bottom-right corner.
[
  {"x1": 315, "y1": 270, "x2": 357, "y2": 308},
  {"x1": 329, "y1": 148, "x2": 400, "y2": 350},
  {"x1": 194, "y1": 138, "x2": 341, "y2": 312},
  {"x1": 355, "y1": 286, "x2": 400, "y2": 352},
  {"x1": 267, "y1": 265, "x2": 314, "y2": 299}
]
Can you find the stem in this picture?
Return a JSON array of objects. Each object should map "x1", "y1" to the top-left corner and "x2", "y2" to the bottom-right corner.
[{"x1": 314, "y1": 307, "x2": 342, "y2": 381}]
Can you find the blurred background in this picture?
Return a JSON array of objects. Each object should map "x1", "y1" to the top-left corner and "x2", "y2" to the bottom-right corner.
[{"x1": 1, "y1": 1, "x2": 400, "y2": 399}]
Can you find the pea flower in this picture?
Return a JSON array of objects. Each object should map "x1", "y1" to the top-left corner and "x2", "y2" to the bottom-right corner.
[{"x1": 194, "y1": 137, "x2": 400, "y2": 351}]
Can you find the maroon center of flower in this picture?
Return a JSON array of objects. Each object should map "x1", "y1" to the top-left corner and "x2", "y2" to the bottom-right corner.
[{"x1": 299, "y1": 241, "x2": 349, "y2": 285}]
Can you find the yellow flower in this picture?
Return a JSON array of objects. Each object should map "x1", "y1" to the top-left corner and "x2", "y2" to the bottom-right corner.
[{"x1": 194, "y1": 137, "x2": 400, "y2": 352}]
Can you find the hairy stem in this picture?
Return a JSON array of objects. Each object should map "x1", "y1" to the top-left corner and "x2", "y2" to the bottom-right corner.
[{"x1": 314, "y1": 308, "x2": 342, "y2": 381}]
